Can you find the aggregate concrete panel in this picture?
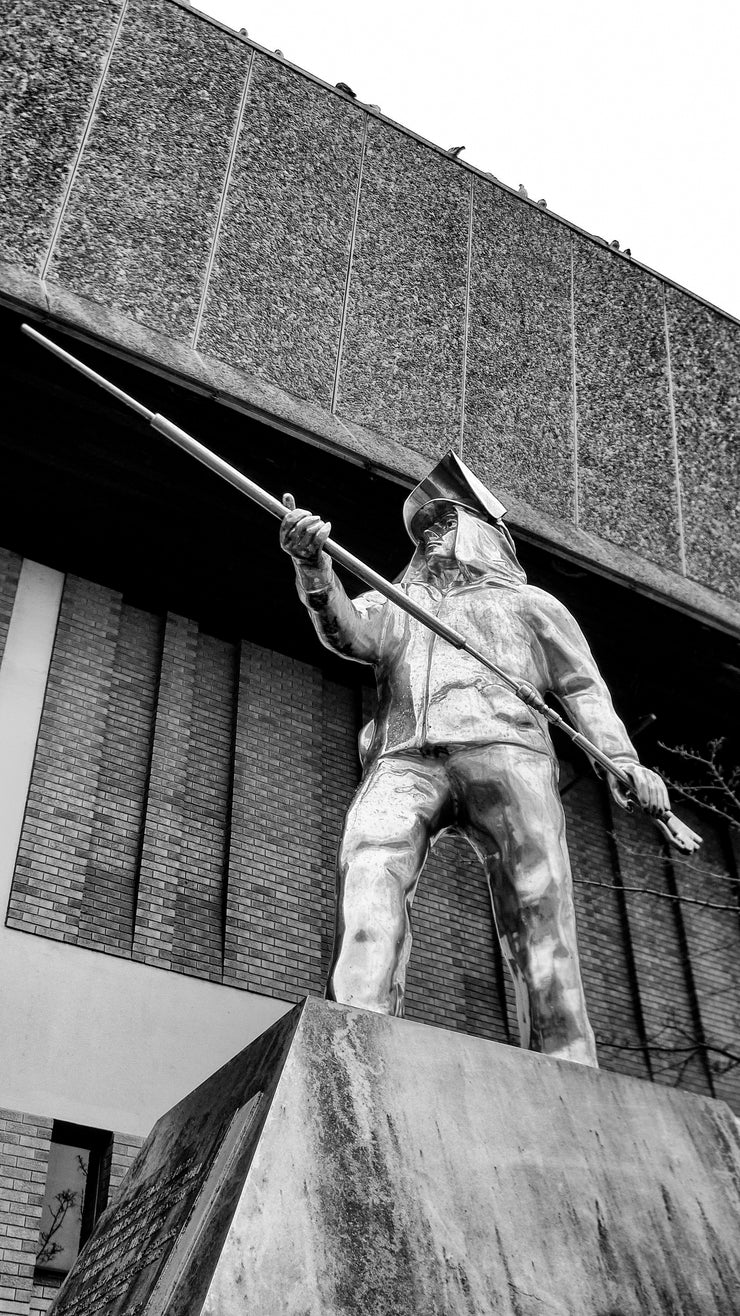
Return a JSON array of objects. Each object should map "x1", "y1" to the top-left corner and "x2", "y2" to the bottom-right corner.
[
  {"x1": 336, "y1": 120, "x2": 469, "y2": 457},
  {"x1": 573, "y1": 237, "x2": 682, "y2": 569},
  {"x1": 464, "y1": 183, "x2": 575, "y2": 522},
  {"x1": 7, "y1": 261, "x2": 740, "y2": 636},
  {"x1": 666, "y1": 286, "x2": 740, "y2": 600},
  {"x1": 48, "y1": 0, "x2": 247, "y2": 341},
  {"x1": 198, "y1": 56, "x2": 365, "y2": 408},
  {"x1": 0, "y1": 0, "x2": 123, "y2": 271}
]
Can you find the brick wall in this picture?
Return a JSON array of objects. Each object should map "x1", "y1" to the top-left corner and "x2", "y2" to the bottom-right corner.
[
  {"x1": 0, "y1": 1112, "x2": 144, "y2": 1316},
  {"x1": 565, "y1": 774, "x2": 651, "y2": 1081},
  {"x1": 672, "y1": 803, "x2": 740, "y2": 1109},
  {"x1": 610, "y1": 800, "x2": 714, "y2": 1096},
  {"x1": 0, "y1": 550, "x2": 22, "y2": 669},
  {"x1": 6, "y1": 574, "x2": 509, "y2": 1037},
  {"x1": 5, "y1": 565, "x2": 740, "y2": 1107},
  {"x1": 133, "y1": 618, "x2": 235, "y2": 979},
  {"x1": 224, "y1": 643, "x2": 328, "y2": 998},
  {"x1": 7, "y1": 578, "x2": 161, "y2": 952},
  {"x1": 108, "y1": 1132, "x2": 145, "y2": 1200},
  {"x1": 0, "y1": 1110, "x2": 51, "y2": 1316}
]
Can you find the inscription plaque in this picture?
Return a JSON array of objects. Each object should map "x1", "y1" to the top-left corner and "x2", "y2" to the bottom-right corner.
[{"x1": 50, "y1": 1095, "x2": 262, "y2": 1316}]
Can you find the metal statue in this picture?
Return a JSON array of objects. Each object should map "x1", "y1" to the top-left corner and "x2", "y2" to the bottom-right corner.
[
  {"x1": 21, "y1": 328, "x2": 702, "y2": 1065},
  {"x1": 281, "y1": 453, "x2": 672, "y2": 1067}
]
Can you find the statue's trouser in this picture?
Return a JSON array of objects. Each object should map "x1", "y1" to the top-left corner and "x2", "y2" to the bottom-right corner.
[{"x1": 328, "y1": 744, "x2": 598, "y2": 1067}]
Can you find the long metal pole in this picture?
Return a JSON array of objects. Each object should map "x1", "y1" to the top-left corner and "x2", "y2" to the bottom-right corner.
[{"x1": 20, "y1": 323, "x2": 701, "y2": 853}]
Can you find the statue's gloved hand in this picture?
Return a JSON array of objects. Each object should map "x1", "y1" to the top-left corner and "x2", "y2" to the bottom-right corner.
[
  {"x1": 280, "y1": 493, "x2": 333, "y2": 589},
  {"x1": 609, "y1": 763, "x2": 671, "y2": 817}
]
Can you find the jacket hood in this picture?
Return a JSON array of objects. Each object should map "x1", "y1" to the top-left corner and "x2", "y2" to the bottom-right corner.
[{"x1": 401, "y1": 452, "x2": 526, "y2": 589}]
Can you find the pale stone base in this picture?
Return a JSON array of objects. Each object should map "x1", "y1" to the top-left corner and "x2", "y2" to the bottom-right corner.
[{"x1": 52, "y1": 999, "x2": 740, "y2": 1315}]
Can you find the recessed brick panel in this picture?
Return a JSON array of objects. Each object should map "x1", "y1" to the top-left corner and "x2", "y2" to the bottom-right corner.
[
  {"x1": 564, "y1": 773, "x2": 650, "y2": 1080},
  {"x1": 407, "y1": 833, "x2": 509, "y2": 1044},
  {"x1": 225, "y1": 642, "x2": 326, "y2": 998},
  {"x1": 8, "y1": 579, "x2": 161, "y2": 952},
  {"x1": 672, "y1": 804, "x2": 740, "y2": 1111},
  {"x1": 133, "y1": 617, "x2": 236, "y2": 980},
  {"x1": 610, "y1": 800, "x2": 713, "y2": 1096}
]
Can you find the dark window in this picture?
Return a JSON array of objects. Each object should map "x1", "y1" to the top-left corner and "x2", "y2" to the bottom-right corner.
[{"x1": 35, "y1": 1122, "x2": 113, "y2": 1279}]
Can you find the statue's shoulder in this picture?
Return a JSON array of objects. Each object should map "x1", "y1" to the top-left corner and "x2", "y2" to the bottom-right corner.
[{"x1": 514, "y1": 584, "x2": 576, "y2": 625}]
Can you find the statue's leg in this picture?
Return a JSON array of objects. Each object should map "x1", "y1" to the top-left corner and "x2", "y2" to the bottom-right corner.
[
  {"x1": 328, "y1": 754, "x2": 450, "y2": 1017},
  {"x1": 454, "y1": 745, "x2": 598, "y2": 1067}
]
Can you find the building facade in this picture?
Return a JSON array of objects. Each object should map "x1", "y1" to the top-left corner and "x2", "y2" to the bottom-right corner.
[{"x1": 1, "y1": 2, "x2": 739, "y2": 1311}]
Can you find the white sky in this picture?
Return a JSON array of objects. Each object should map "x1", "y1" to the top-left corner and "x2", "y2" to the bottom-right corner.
[{"x1": 193, "y1": 0, "x2": 740, "y2": 323}]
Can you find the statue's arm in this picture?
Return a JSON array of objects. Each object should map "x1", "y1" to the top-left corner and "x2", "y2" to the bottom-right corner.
[
  {"x1": 534, "y1": 592, "x2": 670, "y2": 815},
  {"x1": 280, "y1": 494, "x2": 385, "y2": 663}
]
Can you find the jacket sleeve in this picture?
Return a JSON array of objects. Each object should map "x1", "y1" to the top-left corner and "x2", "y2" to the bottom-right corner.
[
  {"x1": 294, "y1": 559, "x2": 387, "y2": 664},
  {"x1": 533, "y1": 592, "x2": 638, "y2": 767}
]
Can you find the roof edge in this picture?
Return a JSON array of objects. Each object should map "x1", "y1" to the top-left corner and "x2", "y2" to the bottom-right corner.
[
  {"x1": 177, "y1": 0, "x2": 739, "y2": 327},
  {"x1": 3, "y1": 260, "x2": 738, "y2": 640}
]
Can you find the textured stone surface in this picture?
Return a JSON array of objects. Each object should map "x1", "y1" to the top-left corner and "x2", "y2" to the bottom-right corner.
[
  {"x1": 0, "y1": 0, "x2": 123, "y2": 272},
  {"x1": 53, "y1": 1000, "x2": 740, "y2": 1315},
  {"x1": 336, "y1": 121, "x2": 469, "y2": 455},
  {"x1": 2, "y1": 0, "x2": 739, "y2": 623},
  {"x1": 49, "y1": 0, "x2": 247, "y2": 341},
  {"x1": 5, "y1": 261, "x2": 740, "y2": 639},
  {"x1": 573, "y1": 238, "x2": 681, "y2": 569},
  {"x1": 199, "y1": 56, "x2": 365, "y2": 407},
  {"x1": 464, "y1": 183, "x2": 575, "y2": 521},
  {"x1": 666, "y1": 287, "x2": 740, "y2": 599}
]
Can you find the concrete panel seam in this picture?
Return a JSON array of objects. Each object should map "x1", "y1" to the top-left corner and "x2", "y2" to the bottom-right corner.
[
  {"x1": 39, "y1": 0, "x2": 130, "y2": 284},
  {"x1": 662, "y1": 285, "x2": 688, "y2": 575},
  {"x1": 569, "y1": 236, "x2": 580, "y2": 530},
  {"x1": 330, "y1": 114, "x2": 369, "y2": 415},
  {"x1": 191, "y1": 51, "x2": 255, "y2": 351},
  {"x1": 458, "y1": 175, "x2": 474, "y2": 458}
]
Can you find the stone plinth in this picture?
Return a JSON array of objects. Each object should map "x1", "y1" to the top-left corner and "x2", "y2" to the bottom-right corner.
[{"x1": 51, "y1": 999, "x2": 740, "y2": 1315}]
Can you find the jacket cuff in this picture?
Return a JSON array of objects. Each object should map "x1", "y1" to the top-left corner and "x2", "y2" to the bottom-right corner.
[{"x1": 294, "y1": 554, "x2": 334, "y2": 595}]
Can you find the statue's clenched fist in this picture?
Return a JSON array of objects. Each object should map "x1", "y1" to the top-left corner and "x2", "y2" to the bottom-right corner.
[
  {"x1": 611, "y1": 763, "x2": 671, "y2": 817},
  {"x1": 280, "y1": 493, "x2": 332, "y2": 566}
]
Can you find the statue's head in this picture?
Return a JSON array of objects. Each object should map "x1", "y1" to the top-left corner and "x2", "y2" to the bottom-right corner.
[
  {"x1": 402, "y1": 452, "x2": 526, "y2": 588},
  {"x1": 404, "y1": 451, "x2": 507, "y2": 545},
  {"x1": 414, "y1": 501, "x2": 459, "y2": 569}
]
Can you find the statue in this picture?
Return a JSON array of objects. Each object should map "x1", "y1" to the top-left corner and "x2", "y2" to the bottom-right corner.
[
  {"x1": 21, "y1": 328, "x2": 698, "y2": 1068},
  {"x1": 281, "y1": 452, "x2": 670, "y2": 1067}
]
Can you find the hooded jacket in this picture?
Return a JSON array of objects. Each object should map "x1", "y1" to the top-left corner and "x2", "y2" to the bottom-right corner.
[{"x1": 295, "y1": 506, "x2": 638, "y2": 770}]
